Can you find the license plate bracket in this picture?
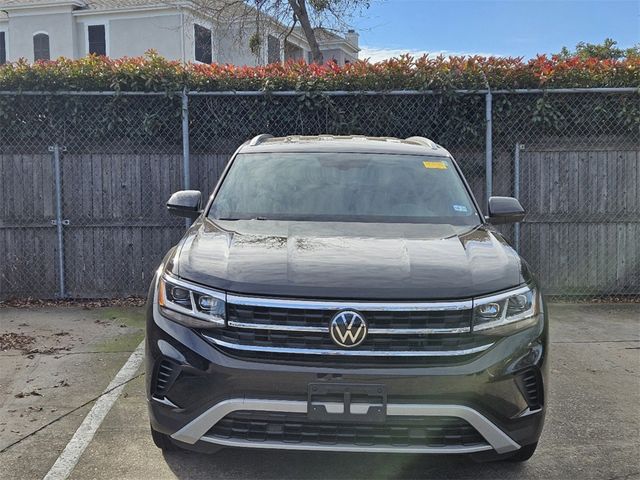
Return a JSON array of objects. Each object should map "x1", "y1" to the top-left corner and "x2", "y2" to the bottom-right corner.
[{"x1": 307, "y1": 383, "x2": 387, "y2": 423}]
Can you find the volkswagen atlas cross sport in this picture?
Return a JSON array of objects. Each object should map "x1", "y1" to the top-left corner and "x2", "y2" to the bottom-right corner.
[{"x1": 146, "y1": 135, "x2": 547, "y2": 462}]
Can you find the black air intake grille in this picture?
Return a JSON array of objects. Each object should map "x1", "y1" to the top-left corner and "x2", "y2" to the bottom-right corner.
[
  {"x1": 154, "y1": 360, "x2": 178, "y2": 396},
  {"x1": 517, "y1": 369, "x2": 543, "y2": 409},
  {"x1": 207, "y1": 411, "x2": 487, "y2": 448}
]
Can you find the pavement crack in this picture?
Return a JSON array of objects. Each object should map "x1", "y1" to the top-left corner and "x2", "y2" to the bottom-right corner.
[{"x1": 0, "y1": 372, "x2": 145, "y2": 454}]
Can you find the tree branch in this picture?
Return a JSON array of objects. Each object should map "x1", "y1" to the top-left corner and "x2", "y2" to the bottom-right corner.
[{"x1": 288, "y1": 0, "x2": 323, "y2": 63}]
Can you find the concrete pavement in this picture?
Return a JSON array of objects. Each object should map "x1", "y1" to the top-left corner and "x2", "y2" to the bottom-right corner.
[{"x1": 0, "y1": 306, "x2": 145, "y2": 479}]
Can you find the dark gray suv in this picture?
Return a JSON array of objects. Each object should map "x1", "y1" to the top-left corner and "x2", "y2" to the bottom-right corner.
[{"x1": 146, "y1": 135, "x2": 547, "y2": 462}]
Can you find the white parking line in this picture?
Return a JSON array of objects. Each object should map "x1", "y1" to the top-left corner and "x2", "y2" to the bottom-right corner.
[{"x1": 43, "y1": 341, "x2": 145, "y2": 480}]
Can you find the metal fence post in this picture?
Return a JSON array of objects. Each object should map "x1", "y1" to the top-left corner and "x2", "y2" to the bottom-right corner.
[
  {"x1": 485, "y1": 91, "x2": 493, "y2": 212},
  {"x1": 181, "y1": 88, "x2": 191, "y2": 228},
  {"x1": 49, "y1": 144, "x2": 67, "y2": 298},
  {"x1": 514, "y1": 143, "x2": 524, "y2": 252}
]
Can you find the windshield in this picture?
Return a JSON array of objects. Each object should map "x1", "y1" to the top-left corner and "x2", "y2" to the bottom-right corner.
[{"x1": 209, "y1": 152, "x2": 481, "y2": 225}]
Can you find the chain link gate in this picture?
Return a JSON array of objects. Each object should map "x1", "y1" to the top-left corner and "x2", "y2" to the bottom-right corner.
[
  {"x1": 0, "y1": 93, "x2": 60, "y2": 298},
  {"x1": 1, "y1": 88, "x2": 638, "y2": 300},
  {"x1": 57, "y1": 93, "x2": 185, "y2": 298}
]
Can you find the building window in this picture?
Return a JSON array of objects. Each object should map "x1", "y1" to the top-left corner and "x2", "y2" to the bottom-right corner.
[
  {"x1": 0, "y1": 32, "x2": 6, "y2": 65},
  {"x1": 267, "y1": 35, "x2": 280, "y2": 64},
  {"x1": 33, "y1": 33, "x2": 50, "y2": 61},
  {"x1": 194, "y1": 24, "x2": 212, "y2": 64},
  {"x1": 88, "y1": 25, "x2": 106, "y2": 56}
]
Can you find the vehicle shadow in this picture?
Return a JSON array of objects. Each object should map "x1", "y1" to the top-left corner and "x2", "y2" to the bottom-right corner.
[{"x1": 162, "y1": 448, "x2": 527, "y2": 479}]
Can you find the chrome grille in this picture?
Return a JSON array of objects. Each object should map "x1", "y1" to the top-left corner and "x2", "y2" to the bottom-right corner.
[
  {"x1": 201, "y1": 295, "x2": 494, "y2": 359},
  {"x1": 227, "y1": 304, "x2": 473, "y2": 333}
]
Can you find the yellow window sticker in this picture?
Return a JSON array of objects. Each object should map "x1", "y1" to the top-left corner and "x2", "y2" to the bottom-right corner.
[{"x1": 423, "y1": 160, "x2": 448, "y2": 170}]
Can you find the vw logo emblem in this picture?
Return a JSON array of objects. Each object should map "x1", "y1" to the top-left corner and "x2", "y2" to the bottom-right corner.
[{"x1": 329, "y1": 311, "x2": 368, "y2": 348}]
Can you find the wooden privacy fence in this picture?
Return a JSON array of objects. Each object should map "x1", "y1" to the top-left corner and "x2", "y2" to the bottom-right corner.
[
  {"x1": 1, "y1": 146, "x2": 637, "y2": 299},
  {"x1": 0, "y1": 89, "x2": 638, "y2": 299},
  {"x1": 517, "y1": 148, "x2": 639, "y2": 296}
]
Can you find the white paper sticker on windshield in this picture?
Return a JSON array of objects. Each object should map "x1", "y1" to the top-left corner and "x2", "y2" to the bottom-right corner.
[{"x1": 453, "y1": 205, "x2": 468, "y2": 213}]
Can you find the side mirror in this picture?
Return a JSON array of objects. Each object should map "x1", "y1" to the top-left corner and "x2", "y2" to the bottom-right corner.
[
  {"x1": 167, "y1": 190, "x2": 202, "y2": 219},
  {"x1": 488, "y1": 196, "x2": 525, "y2": 224}
]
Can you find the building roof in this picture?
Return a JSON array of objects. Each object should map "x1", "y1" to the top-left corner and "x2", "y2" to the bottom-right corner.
[
  {"x1": 312, "y1": 28, "x2": 343, "y2": 42},
  {"x1": 0, "y1": 0, "x2": 177, "y2": 10},
  {"x1": 292, "y1": 27, "x2": 358, "y2": 51},
  {"x1": 82, "y1": 0, "x2": 171, "y2": 10},
  {"x1": 0, "y1": 0, "x2": 86, "y2": 7}
]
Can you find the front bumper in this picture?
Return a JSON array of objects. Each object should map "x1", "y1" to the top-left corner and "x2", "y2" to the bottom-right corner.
[
  {"x1": 171, "y1": 398, "x2": 519, "y2": 454},
  {"x1": 146, "y1": 296, "x2": 548, "y2": 455}
]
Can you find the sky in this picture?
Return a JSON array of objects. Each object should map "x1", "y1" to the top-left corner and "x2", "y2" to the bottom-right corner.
[{"x1": 350, "y1": 0, "x2": 640, "y2": 61}]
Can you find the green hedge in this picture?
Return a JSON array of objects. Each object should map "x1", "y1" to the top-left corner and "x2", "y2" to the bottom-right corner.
[
  {"x1": 0, "y1": 52, "x2": 638, "y2": 92},
  {"x1": 0, "y1": 53, "x2": 637, "y2": 155}
]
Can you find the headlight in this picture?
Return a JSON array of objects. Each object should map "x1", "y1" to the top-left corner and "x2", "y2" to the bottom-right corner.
[
  {"x1": 473, "y1": 285, "x2": 540, "y2": 335},
  {"x1": 158, "y1": 274, "x2": 225, "y2": 329}
]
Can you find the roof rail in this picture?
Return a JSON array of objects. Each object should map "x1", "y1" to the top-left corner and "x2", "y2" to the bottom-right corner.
[
  {"x1": 249, "y1": 134, "x2": 274, "y2": 146},
  {"x1": 405, "y1": 136, "x2": 440, "y2": 150}
]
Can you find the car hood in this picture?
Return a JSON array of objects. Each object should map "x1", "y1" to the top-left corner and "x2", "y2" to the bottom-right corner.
[{"x1": 169, "y1": 218, "x2": 530, "y2": 300}]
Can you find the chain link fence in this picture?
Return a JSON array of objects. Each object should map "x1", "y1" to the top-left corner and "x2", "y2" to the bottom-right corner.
[{"x1": 0, "y1": 88, "x2": 638, "y2": 300}]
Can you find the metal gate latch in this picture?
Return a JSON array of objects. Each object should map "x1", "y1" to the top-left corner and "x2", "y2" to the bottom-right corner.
[{"x1": 51, "y1": 219, "x2": 71, "y2": 226}]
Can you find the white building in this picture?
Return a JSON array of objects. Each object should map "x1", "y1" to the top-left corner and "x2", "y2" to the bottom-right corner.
[{"x1": 0, "y1": 0, "x2": 359, "y2": 66}]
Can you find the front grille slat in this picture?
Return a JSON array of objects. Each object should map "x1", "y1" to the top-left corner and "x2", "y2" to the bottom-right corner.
[
  {"x1": 207, "y1": 411, "x2": 487, "y2": 448},
  {"x1": 215, "y1": 328, "x2": 484, "y2": 351},
  {"x1": 202, "y1": 300, "x2": 495, "y2": 363}
]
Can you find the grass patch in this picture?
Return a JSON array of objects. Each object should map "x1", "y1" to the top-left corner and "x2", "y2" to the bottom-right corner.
[
  {"x1": 97, "y1": 330, "x2": 145, "y2": 353},
  {"x1": 96, "y1": 306, "x2": 146, "y2": 352}
]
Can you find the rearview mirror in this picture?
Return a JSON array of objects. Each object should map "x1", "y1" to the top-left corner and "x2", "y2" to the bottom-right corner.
[
  {"x1": 167, "y1": 190, "x2": 202, "y2": 219},
  {"x1": 488, "y1": 196, "x2": 525, "y2": 224}
]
